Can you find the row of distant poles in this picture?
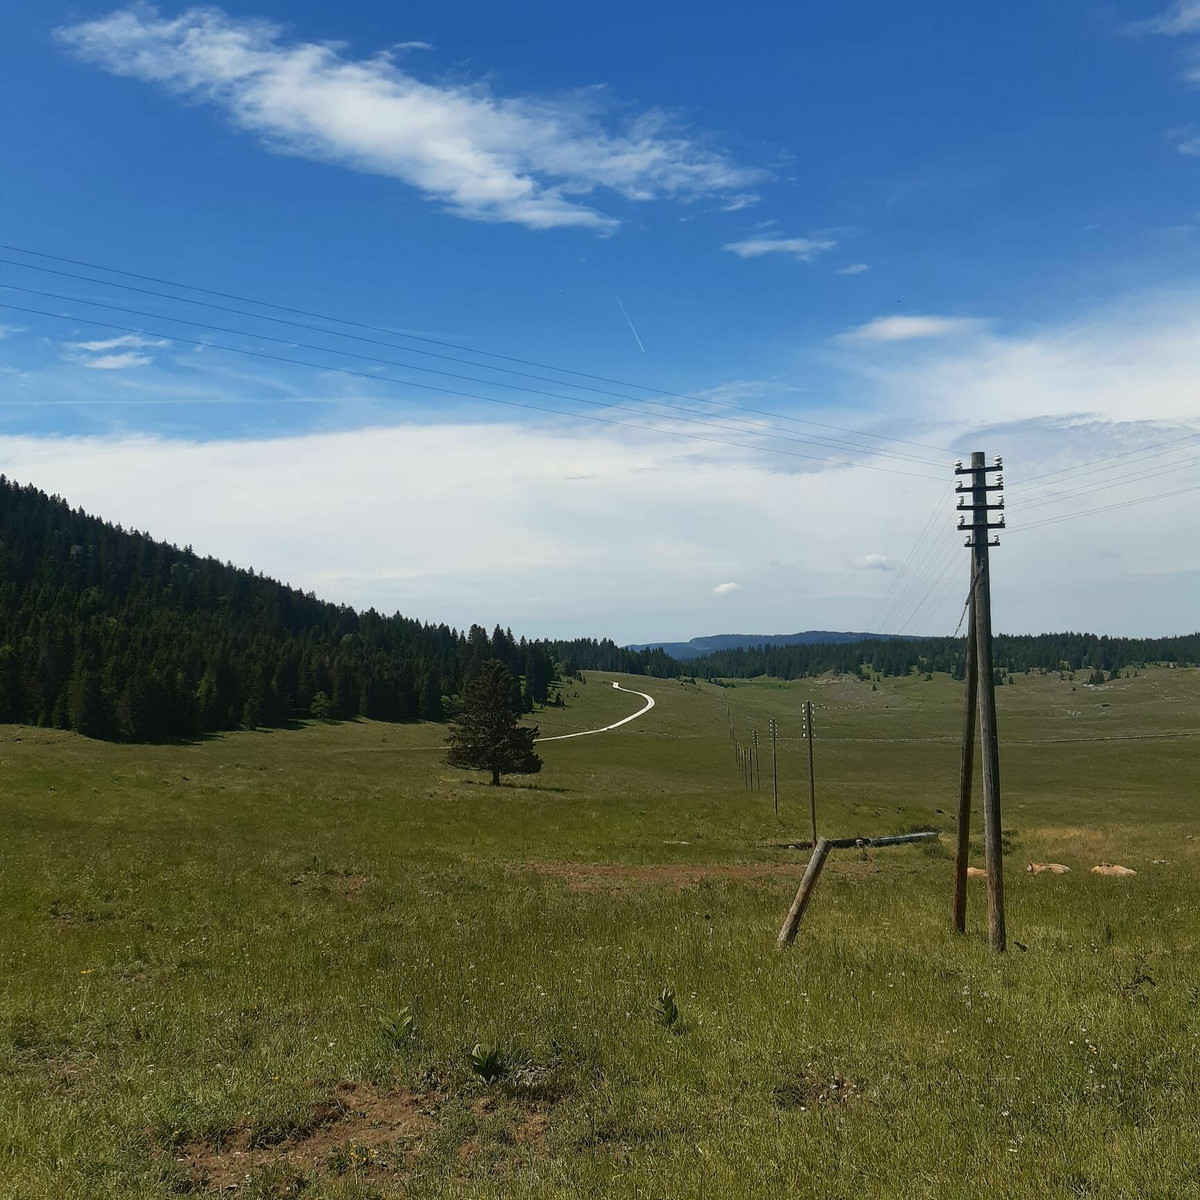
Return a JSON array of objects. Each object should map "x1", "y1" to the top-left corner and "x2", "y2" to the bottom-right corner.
[
  {"x1": 729, "y1": 450, "x2": 1009, "y2": 955},
  {"x1": 728, "y1": 700, "x2": 819, "y2": 846}
]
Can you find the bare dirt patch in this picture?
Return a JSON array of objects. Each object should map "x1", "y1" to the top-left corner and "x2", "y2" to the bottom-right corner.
[
  {"x1": 519, "y1": 860, "x2": 879, "y2": 892},
  {"x1": 178, "y1": 1079, "x2": 557, "y2": 1192},
  {"x1": 287, "y1": 871, "x2": 368, "y2": 896},
  {"x1": 178, "y1": 1082, "x2": 433, "y2": 1191},
  {"x1": 773, "y1": 1072, "x2": 862, "y2": 1110}
]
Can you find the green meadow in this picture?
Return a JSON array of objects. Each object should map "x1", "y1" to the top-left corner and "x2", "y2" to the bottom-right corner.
[{"x1": 2, "y1": 667, "x2": 1198, "y2": 1198}]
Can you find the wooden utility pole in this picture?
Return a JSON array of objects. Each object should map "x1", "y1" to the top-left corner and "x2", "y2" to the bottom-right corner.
[
  {"x1": 804, "y1": 700, "x2": 817, "y2": 846},
  {"x1": 769, "y1": 718, "x2": 779, "y2": 818},
  {"x1": 953, "y1": 584, "x2": 978, "y2": 934},
  {"x1": 954, "y1": 451, "x2": 1007, "y2": 952}
]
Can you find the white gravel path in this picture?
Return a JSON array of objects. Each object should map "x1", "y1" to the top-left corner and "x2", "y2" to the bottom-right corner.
[{"x1": 536, "y1": 681, "x2": 656, "y2": 742}]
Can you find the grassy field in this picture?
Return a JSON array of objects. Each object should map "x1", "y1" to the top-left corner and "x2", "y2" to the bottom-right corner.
[{"x1": 2, "y1": 666, "x2": 1199, "y2": 1198}]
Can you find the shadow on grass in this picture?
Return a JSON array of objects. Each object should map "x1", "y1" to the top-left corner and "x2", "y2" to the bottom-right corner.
[{"x1": 456, "y1": 778, "x2": 571, "y2": 793}]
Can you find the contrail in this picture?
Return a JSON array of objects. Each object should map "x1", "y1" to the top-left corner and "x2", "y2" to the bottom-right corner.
[{"x1": 615, "y1": 293, "x2": 646, "y2": 354}]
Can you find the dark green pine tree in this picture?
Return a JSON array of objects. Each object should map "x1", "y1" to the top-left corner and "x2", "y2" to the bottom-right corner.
[
  {"x1": 420, "y1": 671, "x2": 444, "y2": 721},
  {"x1": 68, "y1": 654, "x2": 107, "y2": 739},
  {"x1": 445, "y1": 659, "x2": 542, "y2": 786}
]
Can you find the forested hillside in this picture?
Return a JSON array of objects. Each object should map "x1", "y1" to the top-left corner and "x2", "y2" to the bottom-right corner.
[
  {"x1": 557, "y1": 630, "x2": 1200, "y2": 682},
  {"x1": 2, "y1": 475, "x2": 1194, "y2": 744},
  {"x1": 0, "y1": 477, "x2": 557, "y2": 741},
  {"x1": 653, "y1": 631, "x2": 1200, "y2": 682}
]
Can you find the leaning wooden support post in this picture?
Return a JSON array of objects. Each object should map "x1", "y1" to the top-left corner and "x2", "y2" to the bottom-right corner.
[{"x1": 777, "y1": 836, "x2": 833, "y2": 949}]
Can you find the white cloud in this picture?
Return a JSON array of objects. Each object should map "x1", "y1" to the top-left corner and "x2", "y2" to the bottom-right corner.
[
  {"x1": 83, "y1": 351, "x2": 155, "y2": 370},
  {"x1": 836, "y1": 263, "x2": 870, "y2": 275},
  {"x1": 712, "y1": 581, "x2": 741, "y2": 595},
  {"x1": 58, "y1": 5, "x2": 759, "y2": 230},
  {"x1": 851, "y1": 291, "x2": 1200, "y2": 426},
  {"x1": 723, "y1": 236, "x2": 836, "y2": 262},
  {"x1": 68, "y1": 334, "x2": 168, "y2": 353},
  {"x1": 7, "y1": 286, "x2": 1200, "y2": 640},
  {"x1": 717, "y1": 194, "x2": 760, "y2": 212},
  {"x1": 838, "y1": 315, "x2": 986, "y2": 343},
  {"x1": 63, "y1": 333, "x2": 167, "y2": 370},
  {"x1": 854, "y1": 554, "x2": 890, "y2": 571},
  {"x1": 0, "y1": 372, "x2": 1197, "y2": 641}
]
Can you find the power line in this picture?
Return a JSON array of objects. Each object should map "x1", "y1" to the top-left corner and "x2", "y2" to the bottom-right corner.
[
  {"x1": 1009, "y1": 431, "x2": 1200, "y2": 493},
  {"x1": 864, "y1": 484, "x2": 951, "y2": 634},
  {"x1": 0, "y1": 299, "x2": 946, "y2": 480},
  {"x1": 1010, "y1": 481, "x2": 1200, "y2": 532},
  {"x1": 1019, "y1": 454, "x2": 1200, "y2": 513},
  {"x1": 0, "y1": 257, "x2": 942, "y2": 465},
  {"x1": 876, "y1": 522, "x2": 961, "y2": 635},
  {"x1": 0, "y1": 241, "x2": 952, "y2": 457},
  {"x1": 0, "y1": 278, "x2": 948, "y2": 472}
]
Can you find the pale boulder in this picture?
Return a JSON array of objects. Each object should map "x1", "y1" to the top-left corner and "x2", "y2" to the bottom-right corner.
[{"x1": 1027, "y1": 862, "x2": 1070, "y2": 875}]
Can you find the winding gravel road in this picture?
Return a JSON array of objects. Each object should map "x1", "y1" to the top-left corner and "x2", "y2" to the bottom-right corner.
[{"x1": 536, "y1": 681, "x2": 656, "y2": 743}]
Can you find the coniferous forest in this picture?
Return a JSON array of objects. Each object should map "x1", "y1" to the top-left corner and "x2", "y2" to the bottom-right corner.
[
  {"x1": 0, "y1": 477, "x2": 557, "y2": 742},
  {"x1": 1, "y1": 475, "x2": 1196, "y2": 743}
]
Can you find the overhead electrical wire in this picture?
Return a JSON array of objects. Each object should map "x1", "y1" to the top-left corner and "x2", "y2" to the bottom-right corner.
[
  {"x1": 0, "y1": 299, "x2": 947, "y2": 481},
  {"x1": 1008, "y1": 431, "x2": 1200, "y2": 494},
  {"x1": 0, "y1": 278, "x2": 949, "y2": 472},
  {"x1": 0, "y1": 242, "x2": 951, "y2": 458},
  {"x1": 1009, "y1": 481, "x2": 1200, "y2": 533},
  {"x1": 1018, "y1": 454, "x2": 1200, "y2": 513},
  {"x1": 875, "y1": 519, "x2": 962, "y2": 635},
  {"x1": 0, "y1": 256, "x2": 948, "y2": 467},
  {"x1": 864, "y1": 484, "x2": 953, "y2": 634}
]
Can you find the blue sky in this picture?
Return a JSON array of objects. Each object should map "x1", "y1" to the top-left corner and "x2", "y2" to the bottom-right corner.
[{"x1": 2, "y1": 1, "x2": 1200, "y2": 639}]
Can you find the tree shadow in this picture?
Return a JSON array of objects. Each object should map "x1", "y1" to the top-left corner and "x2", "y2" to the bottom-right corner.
[{"x1": 456, "y1": 778, "x2": 571, "y2": 793}]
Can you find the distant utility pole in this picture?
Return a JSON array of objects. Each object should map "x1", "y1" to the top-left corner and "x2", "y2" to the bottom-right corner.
[
  {"x1": 953, "y1": 451, "x2": 1007, "y2": 953},
  {"x1": 804, "y1": 700, "x2": 817, "y2": 846},
  {"x1": 769, "y1": 718, "x2": 779, "y2": 818}
]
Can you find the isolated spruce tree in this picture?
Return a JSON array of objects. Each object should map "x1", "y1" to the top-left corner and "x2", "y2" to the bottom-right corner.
[{"x1": 446, "y1": 659, "x2": 542, "y2": 786}]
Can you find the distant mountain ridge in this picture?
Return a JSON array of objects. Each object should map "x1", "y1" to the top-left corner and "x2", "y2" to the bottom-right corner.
[{"x1": 627, "y1": 631, "x2": 896, "y2": 660}]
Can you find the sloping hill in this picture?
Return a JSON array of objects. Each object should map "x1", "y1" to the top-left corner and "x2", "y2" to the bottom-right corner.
[{"x1": 0, "y1": 476, "x2": 556, "y2": 741}]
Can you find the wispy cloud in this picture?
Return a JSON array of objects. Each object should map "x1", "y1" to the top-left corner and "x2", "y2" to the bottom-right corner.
[
  {"x1": 836, "y1": 262, "x2": 870, "y2": 275},
  {"x1": 838, "y1": 315, "x2": 986, "y2": 343},
  {"x1": 58, "y1": 5, "x2": 760, "y2": 231},
  {"x1": 717, "y1": 193, "x2": 760, "y2": 212},
  {"x1": 84, "y1": 351, "x2": 156, "y2": 370},
  {"x1": 0, "y1": 324, "x2": 26, "y2": 339},
  {"x1": 723, "y1": 235, "x2": 836, "y2": 262},
  {"x1": 1132, "y1": 3, "x2": 1200, "y2": 91},
  {"x1": 63, "y1": 333, "x2": 167, "y2": 370},
  {"x1": 712, "y1": 581, "x2": 741, "y2": 595},
  {"x1": 1131, "y1": 2, "x2": 1200, "y2": 36}
]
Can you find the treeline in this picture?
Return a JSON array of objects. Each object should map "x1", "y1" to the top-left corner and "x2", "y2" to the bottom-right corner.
[
  {"x1": 547, "y1": 637, "x2": 679, "y2": 679},
  {"x1": 677, "y1": 631, "x2": 1200, "y2": 682},
  {"x1": 0, "y1": 477, "x2": 557, "y2": 742},
  {"x1": 551, "y1": 630, "x2": 1200, "y2": 683}
]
